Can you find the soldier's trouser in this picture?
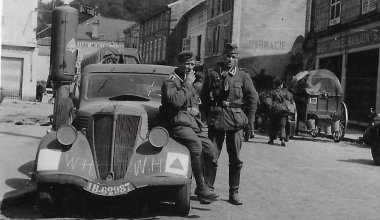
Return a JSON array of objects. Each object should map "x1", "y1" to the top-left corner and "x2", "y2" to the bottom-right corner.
[
  {"x1": 207, "y1": 127, "x2": 243, "y2": 192},
  {"x1": 171, "y1": 126, "x2": 216, "y2": 157},
  {"x1": 170, "y1": 126, "x2": 218, "y2": 191}
]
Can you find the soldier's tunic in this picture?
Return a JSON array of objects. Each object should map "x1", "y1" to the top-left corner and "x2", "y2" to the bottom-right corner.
[
  {"x1": 201, "y1": 66, "x2": 258, "y2": 189},
  {"x1": 160, "y1": 68, "x2": 215, "y2": 157}
]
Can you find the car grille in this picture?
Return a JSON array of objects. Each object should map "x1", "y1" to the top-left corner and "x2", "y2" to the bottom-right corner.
[{"x1": 78, "y1": 114, "x2": 140, "y2": 180}]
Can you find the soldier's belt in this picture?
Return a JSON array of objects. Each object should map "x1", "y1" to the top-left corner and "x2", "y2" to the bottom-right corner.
[
  {"x1": 179, "y1": 107, "x2": 199, "y2": 116},
  {"x1": 212, "y1": 101, "x2": 242, "y2": 108}
]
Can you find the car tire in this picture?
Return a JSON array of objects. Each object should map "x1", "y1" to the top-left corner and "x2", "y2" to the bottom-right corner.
[
  {"x1": 174, "y1": 183, "x2": 191, "y2": 216},
  {"x1": 371, "y1": 136, "x2": 380, "y2": 166},
  {"x1": 37, "y1": 185, "x2": 60, "y2": 218}
]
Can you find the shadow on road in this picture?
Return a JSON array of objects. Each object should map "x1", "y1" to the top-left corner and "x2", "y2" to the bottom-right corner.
[
  {"x1": 0, "y1": 131, "x2": 41, "y2": 140},
  {"x1": 338, "y1": 159, "x2": 375, "y2": 166}
]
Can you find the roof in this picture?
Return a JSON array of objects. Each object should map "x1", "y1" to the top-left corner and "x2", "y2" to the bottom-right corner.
[
  {"x1": 81, "y1": 47, "x2": 140, "y2": 69},
  {"x1": 82, "y1": 64, "x2": 176, "y2": 76},
  {"x1": 291, "y1": 69, "x2": 343, "y2": 96},
  {"x1": 77, "y1": 15, "x2": 135, "y2": 41}
]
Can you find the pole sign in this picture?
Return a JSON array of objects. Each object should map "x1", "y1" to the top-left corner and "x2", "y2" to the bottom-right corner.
[{"x1": 79, "y1": 4, "x2": 95, "y2": 17}]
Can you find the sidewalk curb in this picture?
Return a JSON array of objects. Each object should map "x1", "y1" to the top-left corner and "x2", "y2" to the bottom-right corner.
[{"x1": 0, "y1": 185, "x2": 37, "y2": 211}]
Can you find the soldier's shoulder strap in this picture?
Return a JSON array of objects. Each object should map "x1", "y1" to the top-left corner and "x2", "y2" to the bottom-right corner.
[{"x1": 168, "y1": 72, "x2": 182, "y2": 88}]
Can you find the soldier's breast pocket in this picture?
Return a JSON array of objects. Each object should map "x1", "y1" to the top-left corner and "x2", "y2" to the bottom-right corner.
[{"x1": 233, "y1": 82, "x2": 243, "y2": 99}]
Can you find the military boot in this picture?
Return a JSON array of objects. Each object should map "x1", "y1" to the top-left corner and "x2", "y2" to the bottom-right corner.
[
  {"x1": 228, "y1": 165, "x2": 243, "y2": 205},
  {"x1": 194, "y1": 156, "x2": 218, "y2": 204},
  {"x1": 192, "y1": 155, "x2": 218, "y2": 201}
]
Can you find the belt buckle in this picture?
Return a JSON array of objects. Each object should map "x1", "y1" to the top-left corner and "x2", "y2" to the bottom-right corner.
[{"x1": 222, "y1": 101, "x2": 230, "y2": 107}]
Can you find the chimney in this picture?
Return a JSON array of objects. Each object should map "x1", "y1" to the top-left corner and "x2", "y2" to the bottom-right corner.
[{"x1": 92, "y1": 19, "x2": 100, "y2": 39}]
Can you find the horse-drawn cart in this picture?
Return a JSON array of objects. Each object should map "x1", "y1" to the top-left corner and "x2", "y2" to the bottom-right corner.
[{"x1": 290, "y1": 69, "x2": 348, "y2": 142}]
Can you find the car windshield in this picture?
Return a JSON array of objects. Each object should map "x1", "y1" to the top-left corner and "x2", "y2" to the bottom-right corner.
[{"x1": 86, "y1": 73, "x2": 166, "y2": 99}]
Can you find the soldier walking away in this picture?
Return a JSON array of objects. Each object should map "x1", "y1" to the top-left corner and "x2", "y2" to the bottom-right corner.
[
  {"x1": 201, "y1": 43, "x2": 258, "y2": 205},
  {"x1": 160, "y1": 51, "x2": 218, "y2": 203},
  {"x1": 268, "y1": 80, "x2": 294, "y2": 146}
]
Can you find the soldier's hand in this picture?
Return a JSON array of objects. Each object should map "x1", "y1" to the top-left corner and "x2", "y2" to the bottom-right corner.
[{"x1": 185, "y1": 70, "x2": 196, "y2": 85}]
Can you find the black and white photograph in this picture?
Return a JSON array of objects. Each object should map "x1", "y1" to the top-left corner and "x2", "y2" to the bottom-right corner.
[{"x1": 1, "y1": 0, "x2": 380, "y2": 219}]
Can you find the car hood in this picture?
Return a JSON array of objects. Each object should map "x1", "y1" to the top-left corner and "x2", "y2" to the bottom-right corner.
[{"x1": 78, "y1": 100, "x2": 161, "y2": 117}]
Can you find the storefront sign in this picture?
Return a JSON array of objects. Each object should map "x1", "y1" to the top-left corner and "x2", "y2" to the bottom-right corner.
[{"x1": 317, "y1": 27, "x2": 380, "y2": 55}]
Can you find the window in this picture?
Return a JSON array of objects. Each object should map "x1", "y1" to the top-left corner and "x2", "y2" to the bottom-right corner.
[
  {"x1": 211, "y1": 0, "x2": 215, "y2": 17},
  {"x1": 329, "y1": 0, "x2": 341, "y2": 26},
  {"x1": 216, "y1": 0, "x2": 221, "y2": 15},
  {"x1": 212, "y1": 26, "x2": 220, "y2": 54},
  {"x1": 182, "y1": 37, "x2": 191, "y2": 51},
  {"x1": 158, "y1": 38, "x2": 162, "y2": 61},
  {"x1": 362, "y1": 0, "x2": 377, "y2": 14},
  {"x1": 154, "y1": 39, "x2": 158, "y2": 62},
  {"x1": 196, "y1": 35, "x2": 202, "y2": 61},
  {"x1": 162, "y1": 37, "x2": 167, "y2": 60}
]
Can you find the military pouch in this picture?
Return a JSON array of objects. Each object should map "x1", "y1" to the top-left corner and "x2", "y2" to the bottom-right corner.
[{"x1": 224, "y1": 107, "x2": 248, "y2": 130}]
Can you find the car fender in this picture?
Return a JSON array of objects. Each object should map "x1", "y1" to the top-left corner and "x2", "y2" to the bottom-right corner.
[
  {"x1": 35, "y1": 131, "x2": 97, "y2": 183},
  {"x1": 126, "y1": 137, "x2": 192, "y2": 185},
  {"x1": 363, "y1": 124, "x2": 380, "y2": 145}
]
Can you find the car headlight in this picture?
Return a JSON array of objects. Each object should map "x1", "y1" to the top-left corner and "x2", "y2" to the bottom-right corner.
[
  {"x1": 149, "y1": 126, "x2": 169, "y2": 148},
  {"x1": 57, "y1": 125, "x2": 78, "y2": 147}
]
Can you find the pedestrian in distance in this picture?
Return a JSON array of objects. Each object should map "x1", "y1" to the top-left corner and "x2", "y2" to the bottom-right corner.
[
  {"x1": 267, "y1": 79, "x2": 294, "y2": 146},
  {"x1": 160, "y1": 50, "x2": 218, "y2": 203},
  {"x1": 201, "y1": 43, "x2": 258, "y2": 205}
]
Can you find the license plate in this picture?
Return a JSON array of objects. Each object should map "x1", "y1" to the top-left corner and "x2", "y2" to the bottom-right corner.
[{"x1": 84, "y1": 181, "x2": 135, "y2": 196}]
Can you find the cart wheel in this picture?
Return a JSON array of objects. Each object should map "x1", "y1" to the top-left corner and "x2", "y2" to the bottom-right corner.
[
  {"x1": 332, "y1": 130, "x2": 341, "y2": 142},
  {"x1": 310, "y1": 129, "x2": 317, "y2": 137},
  {"x1": 336, "y1": 101, "x2": 348, "y2": 142},
  {"x1": 174, "y1": 183, "x2": 191, "y2": 216},
  {"x1": 292, "y1": 107, "x2": 298, "y2": 137},
  {"x1": 371, "y1": 136, "x2": 380, "y2": 165}
]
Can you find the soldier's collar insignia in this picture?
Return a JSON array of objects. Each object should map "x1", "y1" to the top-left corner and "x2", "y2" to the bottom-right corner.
[{"x1": 170, "y1": 72, "x2": 184, "y2": 83}]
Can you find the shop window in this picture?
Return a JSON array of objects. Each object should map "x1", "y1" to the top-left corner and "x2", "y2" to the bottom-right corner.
[
  {"x1": 362, "y1": 0, "x2": 377, "y2": 14},
  {"x1": 329, "y1": 0, "x2": 341, "y2": 26}
]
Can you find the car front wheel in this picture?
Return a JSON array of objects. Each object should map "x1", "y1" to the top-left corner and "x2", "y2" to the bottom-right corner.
[
  {"x1": 37, "y1": 185, "x2": 61, "y2": 218},
  {"x1": 173, "y1": 183, "x2": 191, "y2": 216}
]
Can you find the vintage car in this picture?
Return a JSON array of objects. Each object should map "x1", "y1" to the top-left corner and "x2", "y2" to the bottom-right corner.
[
  {"x1": 363, "y1": 108, "x2": 380, "y2": 165},
  {"x1": 33, "y1": 64, "x2": 192, "y2": 217}
]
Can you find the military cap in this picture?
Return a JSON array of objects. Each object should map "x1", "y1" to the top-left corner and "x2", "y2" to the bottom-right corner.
[
  {"x1": 177, "y1": 50, "x2": 194, "y2": 63},
  {"x1": 224, "y1": 42, "x2": 239, "y2": 54}
]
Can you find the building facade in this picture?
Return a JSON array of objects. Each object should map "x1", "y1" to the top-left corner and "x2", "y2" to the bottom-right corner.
[
  {"x1": 1, "y1": 0, "x2": 38, "y2": 100},
  {"x1": 138, "y1": 0, "x2": 204, "y2": 65},
  {"x1": 124, "y1": 23, "x2": 140, "y2": 49},
  {"x1": 309, "y1": 0, "x2": 380, "y2": 124},
  {"x1": 179, "y1": 2, "x2": 207, "y2": 64},
  {"x1": 77, "y1": 15, "x2": 135, "y2": 63},
  {"x1": 204, "y1": 0, "x2": 307, "y2": 83}
]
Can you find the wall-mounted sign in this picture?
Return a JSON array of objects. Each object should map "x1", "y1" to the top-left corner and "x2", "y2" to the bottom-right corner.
[
  {"x1": 317, "y1": 26, "x2": 380, "y2": 55},
  {"x1": 79, "y1": 4, "x2": 95, "y2": 17}
]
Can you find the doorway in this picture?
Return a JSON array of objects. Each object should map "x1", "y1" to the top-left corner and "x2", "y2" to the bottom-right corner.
[{"x1": 346, "y1": 49, "x2": 378, "y2": 122}]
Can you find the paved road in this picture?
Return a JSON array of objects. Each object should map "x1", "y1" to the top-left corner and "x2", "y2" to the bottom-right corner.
[{"x1": 1, "y1": 121, "x2": 379, "y2": 219}]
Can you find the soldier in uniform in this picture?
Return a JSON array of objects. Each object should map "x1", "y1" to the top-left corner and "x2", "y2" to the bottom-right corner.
[
  {"x1": 160, "y1": 51, "x2": 218, "y2": 202},
  {"x1": 201, "y1": 43, "x2": 258, "y2": 205}
]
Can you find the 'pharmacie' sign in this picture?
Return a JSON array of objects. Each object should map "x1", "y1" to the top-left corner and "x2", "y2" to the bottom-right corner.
[{"x1": 317, "y1": 28, "x2": 380, "y2": 55}]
